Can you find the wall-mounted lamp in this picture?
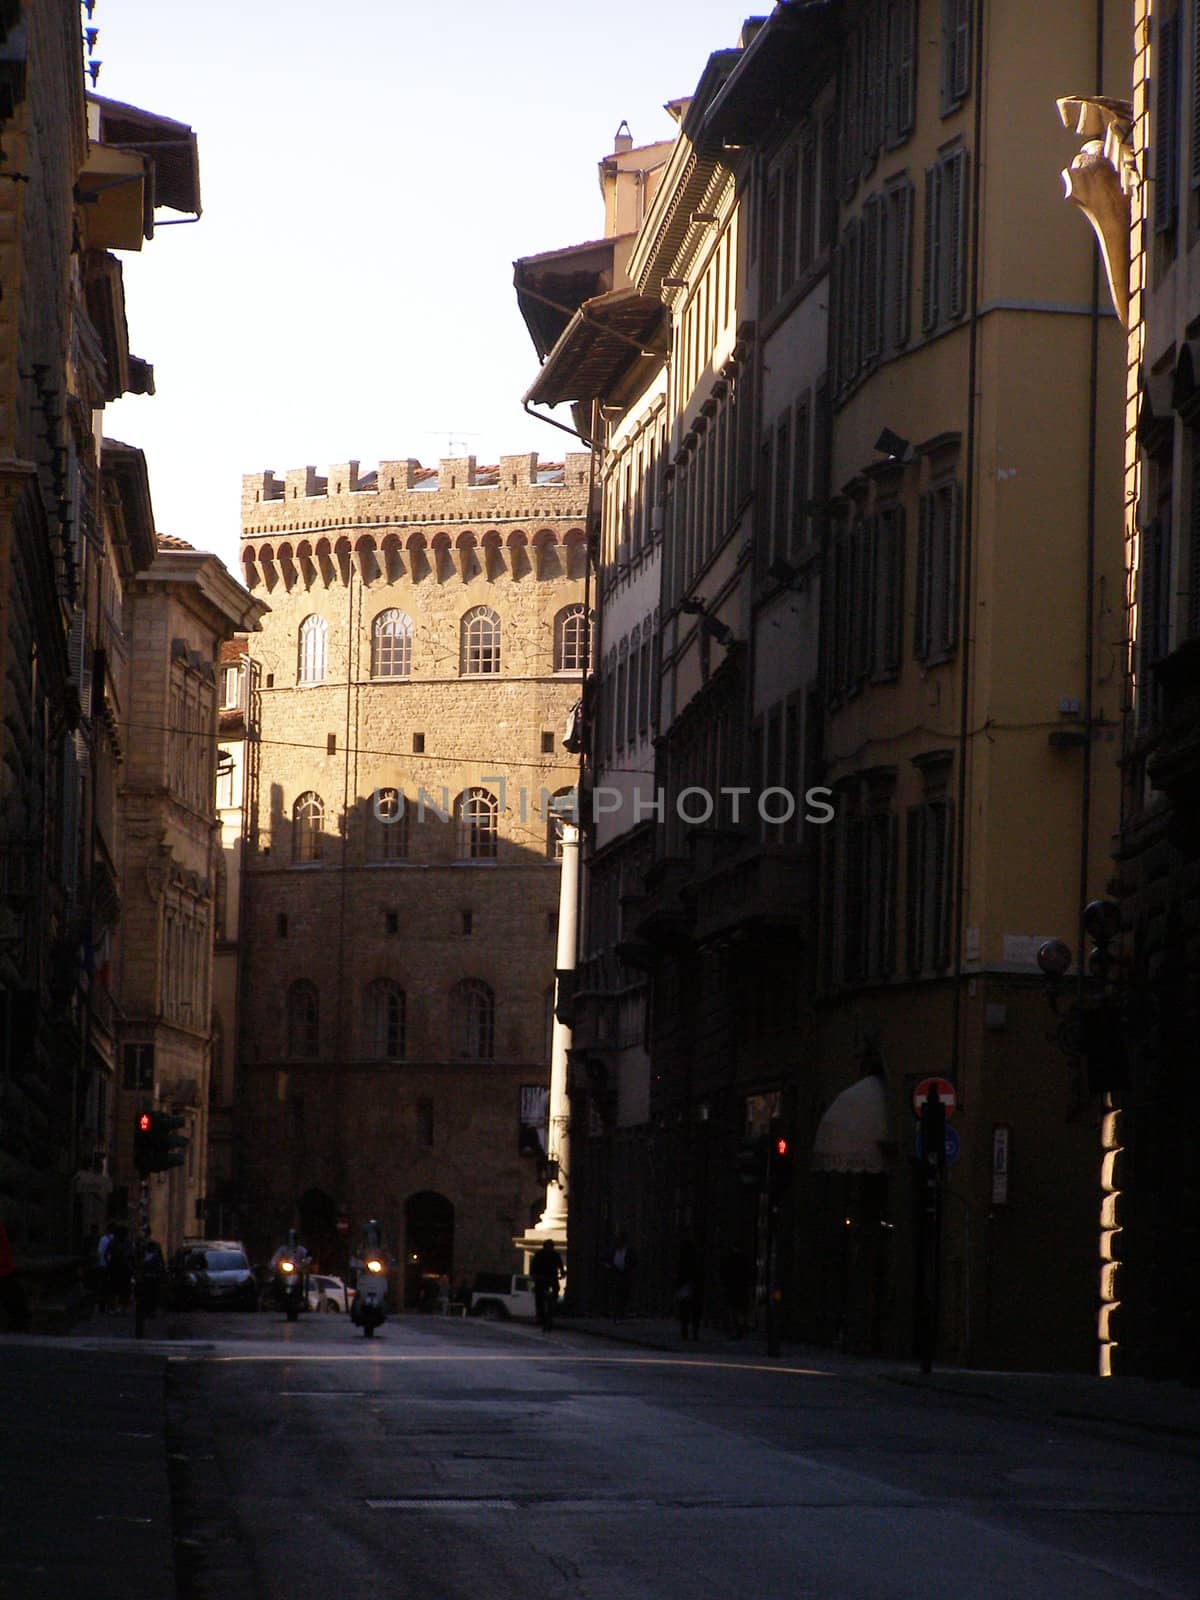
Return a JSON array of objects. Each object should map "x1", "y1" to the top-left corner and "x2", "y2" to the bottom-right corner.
[
  {"x1": 678, "y1": 597, "x2": 706, "y2": 615},
  {"x1": 874, "y1": 427, "x2": 918, "y2": 464}
]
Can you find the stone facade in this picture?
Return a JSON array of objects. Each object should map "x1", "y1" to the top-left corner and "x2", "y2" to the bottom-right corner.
[{"x1": 236, "y1": 455, "x2": 590, "y2": 1298}]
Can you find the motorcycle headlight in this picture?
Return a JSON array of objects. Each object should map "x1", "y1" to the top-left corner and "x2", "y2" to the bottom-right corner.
[
  {"x1": 366, "y1": 1259, "x2": 383, "y2": 1274},
  {"x1": 279, "y1": 1260, "x2": 295, "y2": 1273}
]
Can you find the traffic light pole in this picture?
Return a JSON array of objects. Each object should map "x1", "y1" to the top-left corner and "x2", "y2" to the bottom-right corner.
[
  {"x1": 134, "y1": 1178, "x2": 149, "y2": 1340},
  {"x1": 765, "y1": 1196, "x2": 780, "y2": 1358},
  {"x1": 917, "y1": 1090, "x2": 946, "y2": 1373}
]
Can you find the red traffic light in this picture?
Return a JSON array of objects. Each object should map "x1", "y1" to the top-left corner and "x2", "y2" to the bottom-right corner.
[
  {"x1": 775, "y1": 1137, "x2": 789, "y2": 1157},
  {"x1": 139, "y1": 1112, "x2": 151, "y2": 1131}
]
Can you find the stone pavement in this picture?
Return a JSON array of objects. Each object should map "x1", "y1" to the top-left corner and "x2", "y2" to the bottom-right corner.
[
  {"x1": 0, "y1": 1336, "x2": 176, "y2": 1600},
  {"x1": 557, "y1": 1312, "x2": 1200, "y2": 1445}
]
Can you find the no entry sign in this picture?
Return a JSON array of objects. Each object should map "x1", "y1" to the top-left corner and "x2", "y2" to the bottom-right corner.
[{"x1": 912, "y1": 1076, "x2": 957, "y2": 1117}]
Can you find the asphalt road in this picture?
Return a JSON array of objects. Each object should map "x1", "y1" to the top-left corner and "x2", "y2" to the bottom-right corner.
[{"x1": 156, "y1": 1309, "x2": 1200, "y2": 1600}]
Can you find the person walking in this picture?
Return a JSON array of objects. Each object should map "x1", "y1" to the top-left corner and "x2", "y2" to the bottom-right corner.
[
  {"x1": 675, "y1": 1237, "x2": 704, "y2": 1341},
  {"x1": 530, "y1": 1239, "x2": 564, "y2": 1331},
  {"x1": 106, "y1": 1224, "x2": 133, "y2": 1314}
]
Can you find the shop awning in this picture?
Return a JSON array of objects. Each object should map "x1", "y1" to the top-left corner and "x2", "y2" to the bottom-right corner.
[
  {"x1": 812, "y1": 1074, "x2": 891, "y2": 1174},
  {"x1": 523, "y1": 287, "x2": 668, "y2": 408}
]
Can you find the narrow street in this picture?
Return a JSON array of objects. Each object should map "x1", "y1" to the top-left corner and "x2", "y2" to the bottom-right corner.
[{"x1": 126, "y1": 1312, "x2": 1200, "y2": 1599}]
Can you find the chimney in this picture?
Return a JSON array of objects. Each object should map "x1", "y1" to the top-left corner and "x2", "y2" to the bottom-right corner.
[{"x1": 613, "y1": 119, "x2": 633, "y2": 154}]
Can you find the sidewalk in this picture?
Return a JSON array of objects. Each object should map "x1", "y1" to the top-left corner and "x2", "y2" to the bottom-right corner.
[
  {"x1": 557, "y1": 1313, "x2": 1200, "y2": 1445},
  {"x1": 0, "y1": 1337, "x2": 176, "y2": 1600}
]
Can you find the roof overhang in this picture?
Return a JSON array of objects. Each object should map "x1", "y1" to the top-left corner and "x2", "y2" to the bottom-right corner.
[
  {"x1": 703, "y1": 2, "x2": 838, "y2": 146},
  {"x1": 514, "y1": 235, "x2": 635, "y2": 362},
  {"x1": 88, "y1": 94, "x2": 202, "y2": 222},
  {"x1": 523, "y1": 287, "x2": 669, "y2": 410},
  {"x1": 77, "y1": 142, "x2": 150, "y2": 251},
  {"x1": 101, "y1": 438, "x2": 157, "y2": 576}
]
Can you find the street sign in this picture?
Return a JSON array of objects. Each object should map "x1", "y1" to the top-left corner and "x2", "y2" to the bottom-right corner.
[
  {"x1": 913, "y1": 1076, "x2": 957, "y2": 1117},
  {"x1": 915, "y1": 1125, "x2": 960, "y2": 1165}
]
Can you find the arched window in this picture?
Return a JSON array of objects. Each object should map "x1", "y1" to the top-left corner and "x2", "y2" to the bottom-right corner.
[
  {"x1": 298, "y1": 615, "x2": 328, "y2": 684},
  {"x1": 370, "y1": 787, "x2": 409, "y2": 861},
  {"x1": 460, "y1": 606, "x2": 501, "y2": 675},
  {"x1": 554, "y1": 604, "x2": 590, "y2": 672},
  {"x1": 451, "y1": 978, "x2": 495, "y2": 1059},
  {"x1": 371, "y1": 609, "x2": 413, "y2": 678},
  {"x1": 454, "y1": 787, "x2": 498, "y2": 860},
  {"x1": 287, "y1": 980, "x2": 319, "y2": 1058},
  {"x1": 364, "y1": 978, "x2": 406, "y2": 1059},
  {"x1": 293, "y1": 792, "x2": 324, "y2": 864}
]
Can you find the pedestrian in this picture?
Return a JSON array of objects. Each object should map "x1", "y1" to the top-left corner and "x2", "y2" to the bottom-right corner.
[
  {"x1": 97, "y1": 1223, "x2": 116, "y2": 1313},
  {"x1": 530, "y1": 1238, "x2": 564, "y2": 1331},
  {"x1": 106, "y1": 1224, "x2": 132, "y2": 1314},
  {"x1": 0, "y1": 1212, "x2": 30, "y2": 1332},
  {"x1": 140, "y1": 1235, "x2": 166, "y2": 1319},
  {"x1": 607, "y1": 1231, "x2": 637, "y2": 1320},
  {"x1": 675, "y1": 1237, "x2": 703, "y2": 1341},
  {"x1": 720, "y1": 1243, "x2": 752, "y2": 1339}
]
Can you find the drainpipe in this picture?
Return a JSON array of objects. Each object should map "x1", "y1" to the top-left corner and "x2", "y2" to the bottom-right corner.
[{"x1": 950, "y1": 0, "x2": 988, "y2": 1084}]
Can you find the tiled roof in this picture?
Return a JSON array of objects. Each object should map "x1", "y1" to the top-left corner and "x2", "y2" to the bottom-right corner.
[{"x1": 156, "y1": 532, "x2": 196, "y2": 551}]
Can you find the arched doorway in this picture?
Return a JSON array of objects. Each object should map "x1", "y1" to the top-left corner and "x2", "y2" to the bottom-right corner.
[
  {"x1": 404, "y1": 1191, "x2": 454, "y2": 1309},
  {"x1": 297, "y1": 1187, "x2": 337, "y2": 1273}
]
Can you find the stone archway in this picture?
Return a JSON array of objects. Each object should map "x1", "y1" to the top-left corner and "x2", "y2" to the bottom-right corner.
[{"x1": 404, "y1": 1190, "x2": 454, "y2": 1309}]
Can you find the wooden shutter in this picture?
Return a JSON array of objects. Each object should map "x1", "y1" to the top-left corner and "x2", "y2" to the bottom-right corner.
[
  {"x1": 862, "y1": 196, "x2": 882, "y2": 361},
  {"x1": 781, "y1": 154, "x2": 799, "y2": 295},
  {"x1": 952, "y1": 0, "x2": 971, "y2": 103},
  {"x1": 883, "y1": 811, "x2": 899, "y2": 976},
  {"x1": 792, "y1": 397, "x2": 810, "y2": 556},
  {"x1": 1155, "y1": 12, "x2": 1180, "y2": 234},
  {"x1": 941, "y1": 479, "x2": 961, "y2": 652},
  {"x1": 856, "y1": 516, "x2": 877, "y2": 681},
  {"x1": 799, "y1": 139, "x2": 817, "y2": 274},
  {"x1": 878, "y1": 504, "x2": 906, "y2": 672},
  {"x1": 922, "y1": 164, "x2": 940, "y2": 332},
  {"x1": 886, "y1": 179, "x2": 914, "y2": 350},
  {"x1": 932, "y1": 799, "x2": 954, "y2": 970},
  {"x1": 889, "y1": 0, "x2": 917, "y2": 142},
  {"x1": 773, "y1": 411, "x2": 792, "y2": 570},
  {"x1": 947, "y1": 149, "x2": 969, "y2": 320},
  {"x1": 914, "y1": 491, "x2": 932, "y2": 658},
  {"x1": 1191, "y1": 0, "x2": 1200, "y2": 188},
  {"x1": 906, "y1": 804, "x2": 924, "y2": 972}
]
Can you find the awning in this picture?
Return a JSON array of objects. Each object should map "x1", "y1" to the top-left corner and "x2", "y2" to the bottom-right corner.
[
  {"x1": 812, "y1": 1074, "x2": 892, "y2": 1174},
  {"x1": 523, "y1": 287, "x2": 668, "y2": 409},
  {"x1": 89, "y1": 94, "x2": 202, "y2": 217},
  {"x1": 514, "y1": 235, "x2": 627, "y2": 362}
]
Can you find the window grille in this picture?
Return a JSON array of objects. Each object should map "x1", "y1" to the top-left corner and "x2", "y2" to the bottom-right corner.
[
  {"x1": 455, "y1": 788, "x2": 498, "y2": 860},
  {"x1": 298, "y1": 615, "x2": 328, "y2": 684},
  {"x1": 451, "y1": 979, "x2": 495, "y2": 1059},
  {"x1": 371, "y1": 609, "x2": 413, "y2": 678},
  {"x1": 460, "y1": 607, "x2": 501, "y2": 675}
]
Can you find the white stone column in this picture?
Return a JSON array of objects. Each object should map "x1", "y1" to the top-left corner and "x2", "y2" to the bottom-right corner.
[{"x1": 534, "y1": 822, "x2": 579, "y2": 1236}]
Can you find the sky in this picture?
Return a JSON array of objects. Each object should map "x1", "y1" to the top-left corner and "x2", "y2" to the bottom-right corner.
[{"x1": 99, "y1": 0, "x2": 755, "y2": 574}]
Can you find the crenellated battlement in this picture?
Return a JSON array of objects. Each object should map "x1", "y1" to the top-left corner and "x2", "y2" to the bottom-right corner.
[
  {"x1": 242, "y1": 451, "x2": 592, "y2": 523},
  {"x1": 239, "y1": 451, "x2": 594, "y2": 595}
]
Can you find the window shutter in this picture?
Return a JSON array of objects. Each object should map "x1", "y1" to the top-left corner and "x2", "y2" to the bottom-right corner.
[
  {"x1": 941, "y1": 479, "x2": 961, "y2": 652},
  {"x1": 880, "y1": 504, "x2": 906, "y2": 672},
  {"x1": 952, "y1": 0, "x2": 971, "y2": 103},
  {"x1": 1155, "y1": 13, "x2": 1180, "y2": 234},
  {"x1": 862, "y1": 196, "x2": 882, "y2": 361},
  {"x1": 922, "y1": 164, "x2": 940, "y2": 332},
  {"x1": 906, "y1": 804, "x2": 924, "y2": 973},
  {"x1": 947, "y1": 150, "x2": 969, "y2": 320},
  {"x1": 843, "y1": 814, "x2": 866, "y2": 982},
  {"x1": 883, "y1": 812, "x2": 899, "y2": 976},
  {"x1": 886, "y1": 180, "x2": 914, "y2": 351},
  {"x1": 933, "y1": 800, "x2": 954, "y2": 970},
  {"x1": 1192, "y1": 0, "x2": 1200, "y2": 188},
  {"x1": 792, "y1": 398, "x2": 810, "y2": 555},
  {"x1": 891, "y1": 0, "x2": 917, "y2": 141},
  {"x1": 914, "y1": 491, "x2": 932, "y2": 658},
  {"x1": 799, "y1": 139, "x2": 817, "y2": 273},
  {"x1": 845, "y1": 219, "x2": 861, "y2": 380},
  {"x1": 857, "y1": 516, "x2": 877, "y2": 680}
]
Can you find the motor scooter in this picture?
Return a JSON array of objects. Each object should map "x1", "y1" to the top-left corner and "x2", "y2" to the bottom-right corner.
[
  {"x1": 274, "y1": 1232, "x2": 306, "y2": 1322},
  {"x1": 350, "y1": 1220, "x2": 388, "y2": 1338}
]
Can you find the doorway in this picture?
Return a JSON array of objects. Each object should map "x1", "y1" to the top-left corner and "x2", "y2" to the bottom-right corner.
[{"x1": 404, "y1": 1190, "x2": 454, "y2": 1309}]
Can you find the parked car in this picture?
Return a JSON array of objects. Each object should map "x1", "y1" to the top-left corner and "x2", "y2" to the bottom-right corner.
[
  {"x1": 306, "y1": 1274, "x2": 355, "y2": 1314},
  {"x1": 468, "y1": 1272, "x2": 536, "y2": 1320},
  {"x1": 167, "y1": 1245, "x2": 258, "y2": 1311}
]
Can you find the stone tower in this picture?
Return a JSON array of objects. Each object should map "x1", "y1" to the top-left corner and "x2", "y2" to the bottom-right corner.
[{"x1": 235, "y1": 452, "x2": 591, "y2": 1298}]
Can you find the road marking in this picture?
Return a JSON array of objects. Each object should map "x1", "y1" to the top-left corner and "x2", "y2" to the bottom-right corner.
[
  {"x1": 185, "y1": 1352, "x2": 834, "y2": 1377},
  {"x1": 366, "y1": 1498, "x2": 518, "y2": 1512}
]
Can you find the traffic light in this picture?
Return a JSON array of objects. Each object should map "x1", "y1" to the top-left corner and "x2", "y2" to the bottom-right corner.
[
  {"x1": 134, "y1": 1110, "x2": 188, "y2": 1175},
  {"x1": 735, "y1": 1136, "x2": 768, "y2": 1190},
  {"x1": 150, "y1": 1112, "x2": 188, "y2": 1171},
  {"x1": 133, "y1": 1110, "x2": 154, "y2": 1177},
  {"x1": 767, "y1": 1131, "x2": 794, "y2": 1199}
]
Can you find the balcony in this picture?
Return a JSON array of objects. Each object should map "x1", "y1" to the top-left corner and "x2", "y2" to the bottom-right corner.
[{"x1": 690, "y1": 838, "x2": 811, "y2": 947}]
